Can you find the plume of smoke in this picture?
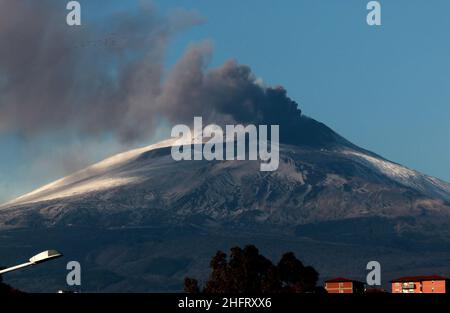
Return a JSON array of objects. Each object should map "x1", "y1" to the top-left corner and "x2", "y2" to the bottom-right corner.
[
  {"x1": 0, "y1": 0, "x2": 202, "y2": 141},
  {"x1": 0, "y1": 0, "x2": 344, "y2": 148}
]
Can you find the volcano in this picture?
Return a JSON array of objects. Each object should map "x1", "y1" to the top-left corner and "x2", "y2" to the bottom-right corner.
[{"x1": 1, "y1": 116, "x2": 450, "y2": 292}]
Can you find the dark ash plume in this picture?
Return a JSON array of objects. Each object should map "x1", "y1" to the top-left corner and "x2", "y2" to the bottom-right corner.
[
  {"x1": 0, "y1": 0, "x2": 346, "y2": 148},
  {"x1": 0, "y1": 0, "x2": 201, "y2": 141}
]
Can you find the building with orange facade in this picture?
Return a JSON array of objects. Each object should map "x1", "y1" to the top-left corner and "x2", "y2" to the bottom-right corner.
[
  {"x1": 391, "y1": 275, "x2": 449, "y2": 293},
  {"x1": 324, "y1": 277, "x2": 365, "y2": 294}
]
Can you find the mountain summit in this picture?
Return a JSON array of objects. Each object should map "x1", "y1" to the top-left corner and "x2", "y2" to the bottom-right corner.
[
  {"x1": 1, "y1": 117, "x2": 450, "y2": 291},
  {"x1": 1, "y1": 117, "x2": 449, "y2": 229}
]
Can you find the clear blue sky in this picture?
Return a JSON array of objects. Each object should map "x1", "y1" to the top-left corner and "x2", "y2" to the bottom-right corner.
[{"x1": 1, "y1": 0, "x2": 449, "y2": 203}]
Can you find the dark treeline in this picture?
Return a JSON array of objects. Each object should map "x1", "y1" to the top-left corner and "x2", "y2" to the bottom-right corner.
[{"x1": 185, "y1": 245, "x2": 326, "y2": 293}]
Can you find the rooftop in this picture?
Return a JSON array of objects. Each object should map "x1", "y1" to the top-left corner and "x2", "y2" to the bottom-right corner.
[
  {"x1": 325, "y1": 277, "x2": 364, "y2": 283},
  {"x1": 391, "y1": 275, "x2": 448, "y2": 283}
]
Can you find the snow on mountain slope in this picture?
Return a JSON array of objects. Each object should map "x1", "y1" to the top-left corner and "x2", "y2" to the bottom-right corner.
[
  {"x1": 0, "y1": 134, "x2": 252, "y2": 208},
  {"x1": 1, "y1": 138, "x2": 181, "y2": 207},
  {"x1": 2, "y1": 137, "x2": 450, "y2": 217},
  {"x1": 343, "y1": 150, "x2": 450, "y2": 203}
]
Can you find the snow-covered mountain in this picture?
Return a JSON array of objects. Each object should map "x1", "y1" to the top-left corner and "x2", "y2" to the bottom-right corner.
[
  {"x1": 2, "y1": 138, "x2": 181, "y2": 207},
  {"x1": 1, "y1": 130, "x2": 450, "y2": 230},
  {"x1": 1, "y1": 117, "x2": 450, "y2": 292}
]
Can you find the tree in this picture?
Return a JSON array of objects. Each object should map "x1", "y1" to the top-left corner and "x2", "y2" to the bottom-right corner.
[
  {"x1": 184, "y1": 278, "x2": 200, "y2": 293},
  {"x1": 184, "y1": 245, "x2": 322, "y2": 293},
  {"x1": 277, "y1": 252, "x2": 319, "y2": 292}
]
